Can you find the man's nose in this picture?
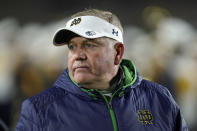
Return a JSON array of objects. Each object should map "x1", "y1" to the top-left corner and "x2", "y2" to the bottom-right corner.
[{"x1": 75, "y1": 48, "x2": 87, "y2": 60}]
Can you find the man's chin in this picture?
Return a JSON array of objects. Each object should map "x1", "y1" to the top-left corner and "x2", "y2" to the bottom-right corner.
[{"x1": 73, "y1": 75, "x2": 93, "y2": 85}]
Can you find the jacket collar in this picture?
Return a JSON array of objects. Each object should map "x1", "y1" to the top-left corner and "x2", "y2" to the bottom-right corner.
[{"x1": 53, "y1": 69, "x2": 93, "y2": 99}]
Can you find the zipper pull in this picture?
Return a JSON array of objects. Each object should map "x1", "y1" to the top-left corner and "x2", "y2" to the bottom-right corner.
[{"x1": 108, "y1": 101, "x2": 112, "y2": 108}]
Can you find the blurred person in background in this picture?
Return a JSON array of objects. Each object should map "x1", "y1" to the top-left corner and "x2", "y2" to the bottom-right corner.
[
  {"x1": 0, "y1": 19, "x2": 18, "y2": 131},
  {"x1": 15, "y1": 8, "x2": 188, "y2": 131}
]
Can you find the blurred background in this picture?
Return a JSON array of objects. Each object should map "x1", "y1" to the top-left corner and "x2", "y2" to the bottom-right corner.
[{"x1": 0, "y1": 0, "x2": 197, "y2": 130}]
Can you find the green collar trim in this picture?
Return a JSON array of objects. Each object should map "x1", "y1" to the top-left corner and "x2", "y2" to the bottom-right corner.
[
  {"x1": 121, "y1": 59, "x2": 137, "y2": 88},
  {"x1": 68, "y1": 72, "x2": 80, "y2": 87}
]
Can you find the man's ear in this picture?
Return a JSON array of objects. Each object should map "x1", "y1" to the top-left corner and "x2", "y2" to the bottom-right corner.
[{"x1": 114, "y1": 42, "x2": 125, "y2": 65}]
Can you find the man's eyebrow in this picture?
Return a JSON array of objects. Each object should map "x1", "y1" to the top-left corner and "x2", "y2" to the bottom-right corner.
[
  {"x1": 81, "y1": 39, "x2": 99, "y2": 45},
  {"x1": 87, "y1": 39, "x2": 103, "y2": 45},
  {"x1": 68, "y1": 40, "x2": 77, "y2": 45},
  {"x1": 68, "y1": 38, "x2": 102, "y2": 45}
]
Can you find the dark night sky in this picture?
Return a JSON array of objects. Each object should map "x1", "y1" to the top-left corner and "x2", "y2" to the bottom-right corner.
[{"x1": 0, "y1": 0, "x2": 197, "y2": 28}]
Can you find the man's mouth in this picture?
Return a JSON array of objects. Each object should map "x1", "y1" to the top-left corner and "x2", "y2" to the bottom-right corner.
[{"x1": 74, "y1": 66, "x2": 89, "y2": 71}]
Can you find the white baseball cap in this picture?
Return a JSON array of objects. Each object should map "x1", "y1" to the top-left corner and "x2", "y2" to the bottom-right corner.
[{"x1": 53, "y1": 16, "x2": 123, "y2": 46}]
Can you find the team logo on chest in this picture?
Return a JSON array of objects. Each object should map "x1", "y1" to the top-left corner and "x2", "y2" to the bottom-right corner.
[{"x1": 137, "y1": 110, "x2": 153, "y2": 125}]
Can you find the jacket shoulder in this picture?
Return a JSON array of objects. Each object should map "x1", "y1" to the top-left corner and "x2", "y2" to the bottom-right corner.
[
  {"x1": 28, "y1": 87, "x2": 67, "y2": 111},
  {"x1": 15, "y1": 87, "x2": 68, "y2": 130},
  {"x1": 140, "y1": 79, "x2": 173, "y2": 99},
  {"x1": 139, "y1": 79, "x2": 179, "y2": 110}
]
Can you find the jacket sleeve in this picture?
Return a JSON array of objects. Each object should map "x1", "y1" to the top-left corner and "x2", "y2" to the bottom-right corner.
[
  {"x1": 157, "y1": 83, "x2": 189, "y2": 131},
  {"x1": 14, "y1": 99, "x2": 40, "y2": 131},
  {"x1": 166, "y1": 86, "x2": 189, "y2": 131},
  {"x1": 167, "y1": 90, "x2": 189, "y2": 131},
  {"x1": 173, "y1": 108, "x2": 189, "y2": 131}
]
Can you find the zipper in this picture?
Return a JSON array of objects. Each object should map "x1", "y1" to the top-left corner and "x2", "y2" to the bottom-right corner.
[
  {"x1": 97, "y1": 91, "x2": 118, "y2": 131},
  {"x1": 108, "y1": 102, "x2": 118, "y2": 131},
  {"x1": 78, "y1": 85, "x2": 123, "y2": 131}
]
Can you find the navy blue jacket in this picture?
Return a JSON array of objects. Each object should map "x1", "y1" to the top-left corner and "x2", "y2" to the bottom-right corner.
[{"x1": 15, "y1": 59, "x2": 188, "y2": 131}]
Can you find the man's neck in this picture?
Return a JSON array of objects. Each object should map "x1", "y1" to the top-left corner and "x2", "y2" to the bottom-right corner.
[
  {"x1": 80, "y1": 66, "x2": 124, "y2": 93},
  {"x1": 98, "y1": 66, "x2": 124, "y2": 95},
  {"x1": 80, "y1": 80, "x2": 110, "y2": 90}
]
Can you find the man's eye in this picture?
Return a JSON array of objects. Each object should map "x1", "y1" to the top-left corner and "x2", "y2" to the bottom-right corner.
[
  {"x1": 85, "y1": 43, "x2": 95, "y2": 48},
  {"x1": 68, "y1": 44, "x2": 75, "y2": 50}
]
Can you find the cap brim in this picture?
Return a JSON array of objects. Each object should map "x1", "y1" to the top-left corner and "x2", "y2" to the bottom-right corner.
[
  {"x1": 53, "y1": 16, "x2": 123, "y2": 46},
  {"x1": 53, "y1": 29, "x2": 79, "y2": 46}
]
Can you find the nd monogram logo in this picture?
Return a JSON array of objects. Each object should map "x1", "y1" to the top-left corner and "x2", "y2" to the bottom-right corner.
[
  {"x1": 137, "y1": 110, "x2": 153, "y2": 125},
  {"x1": 70, "y1": 18, "x2": 81, "y2": 26}
]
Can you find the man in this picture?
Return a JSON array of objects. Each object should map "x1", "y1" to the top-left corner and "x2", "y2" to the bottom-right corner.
[{"x1": 15, "y1": 9, "x2": 188, "y2": 131}]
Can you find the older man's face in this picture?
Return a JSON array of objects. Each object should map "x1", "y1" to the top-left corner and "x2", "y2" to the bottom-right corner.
[{"x1": 68, "y1": 37, "x2": 117, "y2": 88}]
